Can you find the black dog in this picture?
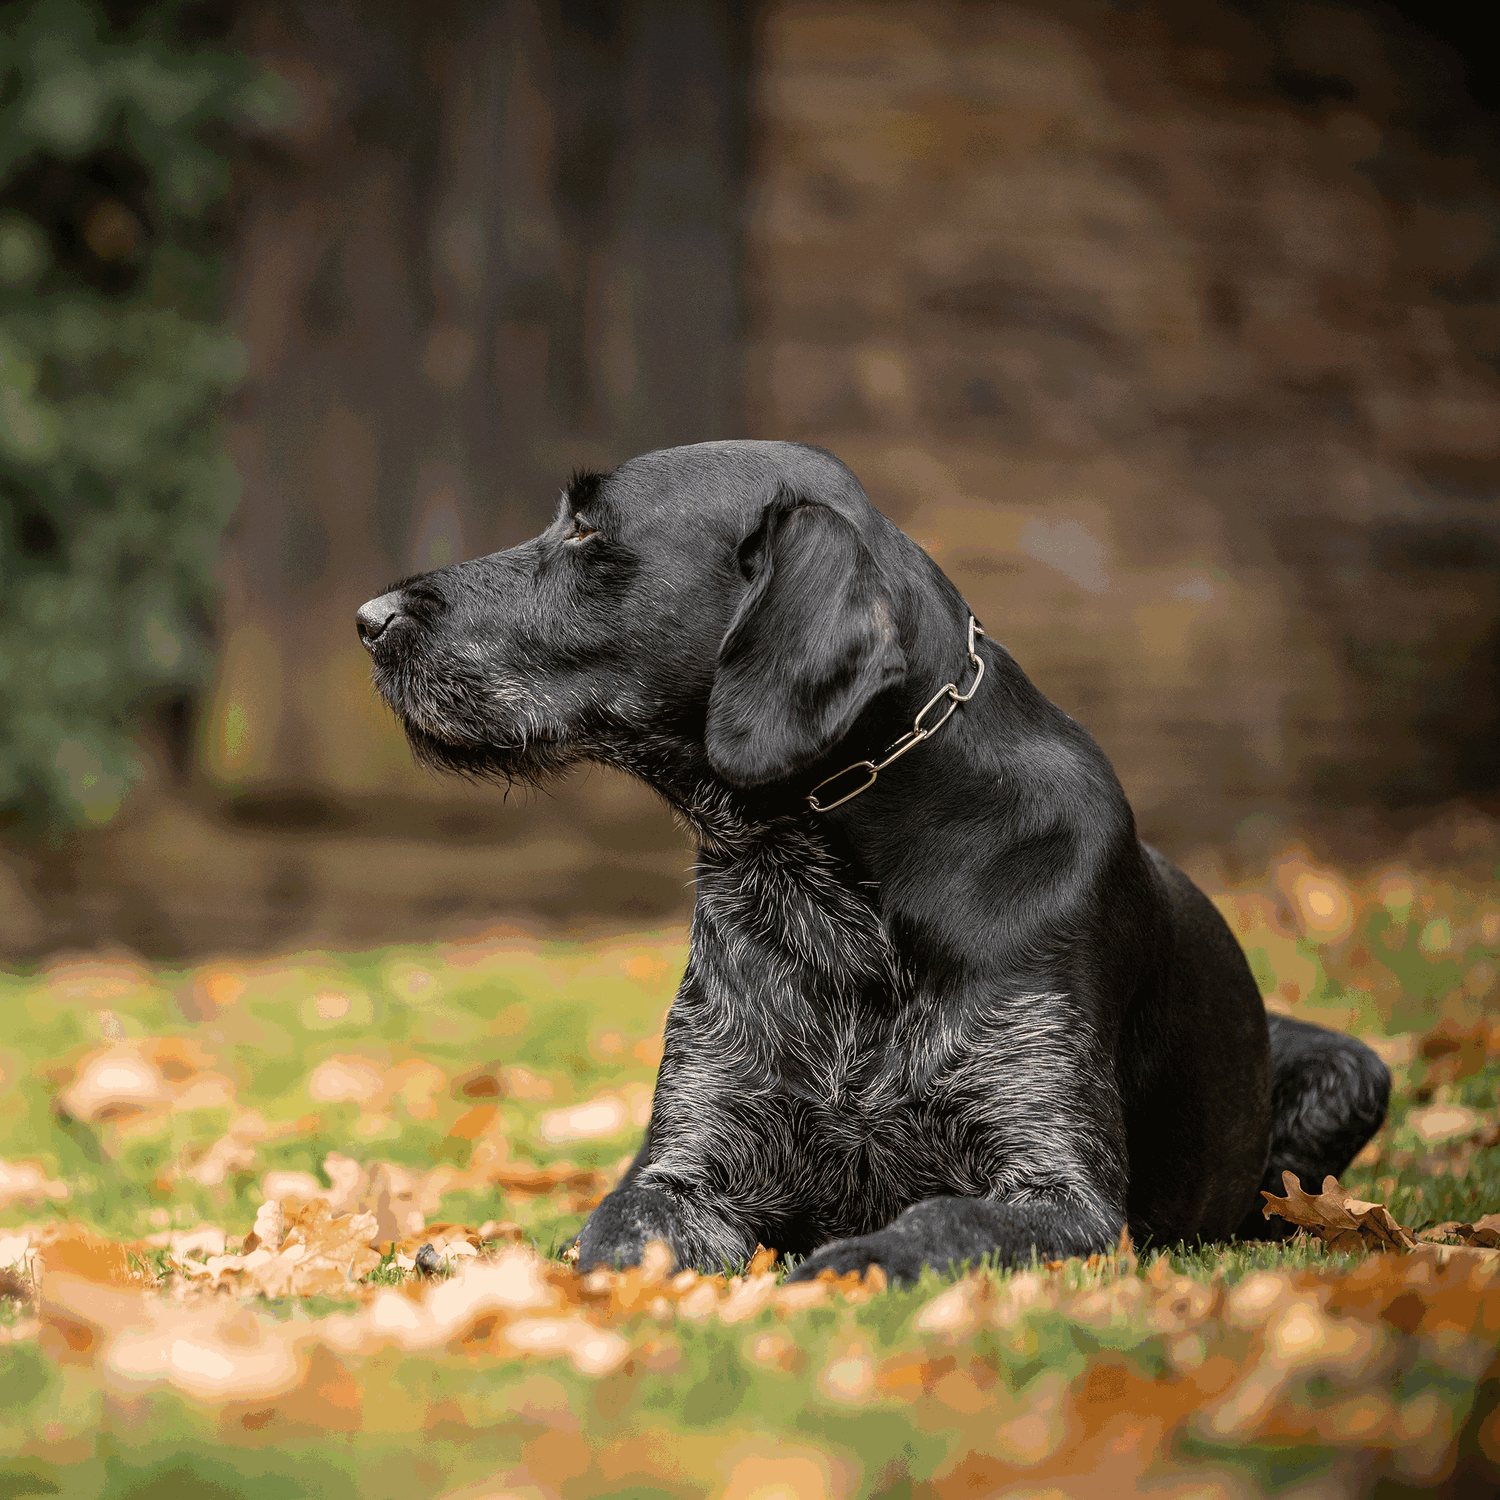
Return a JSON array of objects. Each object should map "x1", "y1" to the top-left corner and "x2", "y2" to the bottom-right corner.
[{"x1": 357, "y1": 440, "x2": 1389, "y2": 1283}]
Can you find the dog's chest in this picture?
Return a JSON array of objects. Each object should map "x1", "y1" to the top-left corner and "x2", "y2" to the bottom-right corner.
[
  {"x1": 676, "y1": 846, "x2": 993, "y2": 1234},
  {"x1": 755, "y1": 1010, "x2": 994, "y2": 1234},
  {"x1": 782, "y1": 1074, "x2": 982, "y2": 1239}
]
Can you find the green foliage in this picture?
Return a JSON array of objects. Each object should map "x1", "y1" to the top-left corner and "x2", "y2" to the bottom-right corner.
[{"x1": 0, "y1": 0, "x2": 269, "y2": 832}]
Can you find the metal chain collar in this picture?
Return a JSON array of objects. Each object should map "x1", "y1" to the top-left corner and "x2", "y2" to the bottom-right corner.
[{"x1": 807, "y1": 615, "x2": 986, "y2": 813}]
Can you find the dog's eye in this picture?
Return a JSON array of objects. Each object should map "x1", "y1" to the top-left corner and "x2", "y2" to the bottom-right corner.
[{"x1": 567, "y1": 516, "x2": 597, "y2": 543}]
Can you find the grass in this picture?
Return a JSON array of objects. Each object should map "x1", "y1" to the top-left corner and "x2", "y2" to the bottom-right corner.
[{"x1": 1, "y1": 840, "x2": 1498, "y2": 1497}]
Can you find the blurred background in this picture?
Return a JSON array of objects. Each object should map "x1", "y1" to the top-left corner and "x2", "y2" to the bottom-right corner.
[{"x1": 1, "y1": 0, "x2": 1497, "y2": 962}]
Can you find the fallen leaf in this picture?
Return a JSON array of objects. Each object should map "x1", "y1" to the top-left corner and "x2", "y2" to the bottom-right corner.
[
  {"x1": 243, "y1": 1199, "x2": 285, "y2": 1254},
  {"x1": 718, "y1": 1448, "x2": 845, "y2": 1500},
  {"x1": 1363, "y1": 1034, "x2": 1416, "y2": 1068},
  {"x1": 819, "y1": 1334, "x2": 875, "y2": 1403},
  {"x1": 0, "y1": 1158, "x2": 69, "y2": 1209},
  {"x1": 34, "y1": 1225, "x2": 157, "y2": 1288},
  {"x1": 0, "y1": 1233, "x2": 38, "y2": 1282},
  {"x1": 181, "y1": 1110, "x2": 301, "y2": 1190},
  {"x1": 282, "y1": 1198, "x2": 381, "y2": 1262},
  {"x1": 1417, "y1": 1022, "x2": 1489, "y2": 1085},
  {"x1": 57, "y1": 1038, "x2": 234, "y2": 1132},
  {"x1": 261, "y1": 1169, "x2": 323, "y2": 1202},
  {"x1": 183, "y1": 964, "x2": 246, "y2": 1019},
  {"x1": 539, "y1": 1095, "x2": 630, "y2": 1144},
  {"x1": 447, "y1": 1104, "x2": 498, "y2": 1142},
  {"x1": 1261, "y1": 1172, "x2": 1418, "y2": 1253},
  {"x1": 307, "y1": 1056, "x2": 385, "y2": 1105},
  {"x1": 718, "y1": 1272, "x2": 776, "y2": 1325},
  {"x1": 322, "y1": 1152, "x2": 367, "y2": 1214},
  {"x1": 389, "y1": 1060, "x2": 446, "y2": 1119},
  {"x1": 369, "y1": 1160, "x2": 440, "y2": 1241},
  {"x1": 498, "y1": 1064, "x2": 553, "y2": 1101},
  {"x1": 478, "y1": 1220, "x2": 524, "y2": 1243},
  {"x1": 1425, "y1": 1214, "x2": 1500, "y2": 1249},
  {"x1": 182, "y1": 1130, "x2": 256, "y2": 1187},
  {"x1": 746, "y1": 1245, "x2": 778, "y2": 1277},
  {"x1": 215, "y1": 1199, "x2": 382, "y2": 1298},
  {"x1": 58, "y1": 1047, "x2": 167, "y2": 1122},
  {"x1": 451, "y1": 1063, "x2": 505, "y2": 1099},
  {"x1": 915, "y1": 1280, "x2": 981, "y2": 1337},
  {"x1": 106, "y1": 1301, "x2": 303, "y2": 1402},
  {"x1": 1408, "y1": 1103, "x2": 1483, "y2": 1147},
  {"x1": 395, "y1": 1223, "x2": 482, "y2": 1259},
  {"x1": 169, "y1": 1225, "x2": 227, "y2": 1260},
  {"x1": 44, "y1": 956, "x2": 153, "y2": 1005}
]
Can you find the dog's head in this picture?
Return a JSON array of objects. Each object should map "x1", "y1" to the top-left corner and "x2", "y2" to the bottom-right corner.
[{"x1": 358, "y1": 441, "x2": 939, "y2": 801}]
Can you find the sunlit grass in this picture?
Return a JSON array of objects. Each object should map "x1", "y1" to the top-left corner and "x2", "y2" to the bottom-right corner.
[{"x1": 1, "y1": 840, "x2": 1497, "y2": 1497}]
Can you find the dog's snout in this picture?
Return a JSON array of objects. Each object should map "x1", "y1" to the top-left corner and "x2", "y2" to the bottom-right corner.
[{"x1": 356, "y1": 591, "x2": 403, "y2": 648}]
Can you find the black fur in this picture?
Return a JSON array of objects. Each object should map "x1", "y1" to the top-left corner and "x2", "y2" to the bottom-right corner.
[{"x1": 356, "y1": 440, "x2": 1390, "y2": 1283}]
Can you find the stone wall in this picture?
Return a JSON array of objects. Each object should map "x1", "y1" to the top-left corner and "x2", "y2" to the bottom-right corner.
[{"x1": 743, "y1": 0, "x2": 1500, "y2": 847}]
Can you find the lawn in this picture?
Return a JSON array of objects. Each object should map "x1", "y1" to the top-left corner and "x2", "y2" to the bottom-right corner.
[{"x1": 2, "y1": 836, "x2": 1498, "y2": 1498}]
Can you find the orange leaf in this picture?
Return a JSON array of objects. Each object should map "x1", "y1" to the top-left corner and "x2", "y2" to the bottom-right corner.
[
  {"x1": 746, "y1": 1244, "x2": 778, "y2": 1277},
  {"x1": 36, "y1": 1225, "x2": 156, "y2": 1288},
  {"x1": 447, "y1": 1104, "x2": 498, "y2": 1142},
  {"x1": 1261, "y1": 1172, "x2": 1417, "y2": 1253}
]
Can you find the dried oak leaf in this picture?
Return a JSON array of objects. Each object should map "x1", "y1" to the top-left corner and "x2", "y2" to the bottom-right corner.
[
  {"x1": 280, "y1": 1199, "x2": 382, "y2": 1273},
  {"x1": 243, "y1": 1198, "x2": 285, "y2": 1254},
  {"x1": 1261, "y1": 1171, "x2": 1418, "y2": 1252},
  {"x1": 215, "y1": 1199, "x2": 383, "y2": 1298},
  {"x1": 1424, "y1": 1214, "x2": 1500, "y2": 1249}
]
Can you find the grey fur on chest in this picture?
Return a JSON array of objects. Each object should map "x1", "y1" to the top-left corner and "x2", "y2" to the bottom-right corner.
[
  {"x1": 647, "y1": 971, "x2": 1079, "y2": 1241},
  {"x1": 645, "y1": 1052, "x2": 993, "y2": 1242},
  {"x1": 639, "y1": 825, "x2": 1114, "y2": 1248}
]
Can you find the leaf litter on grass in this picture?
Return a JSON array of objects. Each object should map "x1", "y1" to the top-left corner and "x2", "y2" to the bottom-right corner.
[
  {"x1": 7, "y1": 1221, "x2": 1500, "y2": 1497},
  {"x1": 2, "y1": 822, "x2": 1500, "y2": 1495}
]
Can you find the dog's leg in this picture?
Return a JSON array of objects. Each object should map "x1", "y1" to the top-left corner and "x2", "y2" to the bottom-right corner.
[
  {"x1": 786, "y1": 1189, "x2": 1123, "y2": 1286},
  {"x1": 576, "y1": 1178, "x2": 759, "y2": 1273},
  {"x1": 779, "y1": 990, "x2": 1131, "y2": 1285},
  {"x1": 1235, "y1": 1013, "x2": 1391, "y2": 1241}
]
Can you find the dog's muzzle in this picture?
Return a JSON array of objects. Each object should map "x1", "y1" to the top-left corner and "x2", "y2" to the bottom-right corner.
[{"x1": 356, "y1": 591, "x2": 404, "y2": 651}]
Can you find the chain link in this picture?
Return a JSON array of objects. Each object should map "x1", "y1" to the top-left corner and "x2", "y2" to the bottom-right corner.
[{"x1": 807, "y1": 616, "x2": 986, "y2": 813}]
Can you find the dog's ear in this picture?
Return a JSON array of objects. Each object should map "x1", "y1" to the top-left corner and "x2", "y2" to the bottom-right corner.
[{"x1": 706, "y1": 493, "x2": 906, "y2": 787}]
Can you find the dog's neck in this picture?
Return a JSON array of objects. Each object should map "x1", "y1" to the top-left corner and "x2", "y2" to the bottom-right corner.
[
  {"x1": 804, "y1": 615, "x2": 986, "y2": 815},
  {"x1": 598, "y1": 607, "x2": 1137, "y2": 988},
  {"x1": 603, "y1": 617, "x2": 1037, "y2": 864}
]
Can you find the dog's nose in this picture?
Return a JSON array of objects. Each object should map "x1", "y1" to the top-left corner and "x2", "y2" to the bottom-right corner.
[{"x1": 356, "y1": 592, "x2": 403, "y2": 648}]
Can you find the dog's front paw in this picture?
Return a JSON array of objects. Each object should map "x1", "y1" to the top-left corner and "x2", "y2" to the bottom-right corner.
[
  {"x1": 787, "y1": 1232, "x2": 921, "y2": 1287},
  {"x1": 575, "y1": 1184, "x2": 675, "y2": 1272}
]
